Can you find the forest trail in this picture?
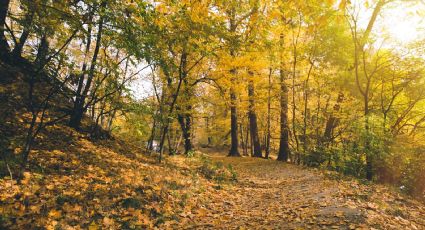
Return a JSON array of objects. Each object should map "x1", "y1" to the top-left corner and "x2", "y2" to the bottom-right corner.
[{"x1": 180, "y1": 151, "x2": 425, "y2": 229}]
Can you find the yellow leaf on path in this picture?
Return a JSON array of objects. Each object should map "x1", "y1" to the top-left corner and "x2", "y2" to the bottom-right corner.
[
  {"x1": 48, "y1": 209, "x2": 62, "y2": 219},
  {"x1": 21, "y1": 172, "x2": 31, "y2": 185},
  {"x1": 46, "y1": 220, "x2": 58, "y2": 230},
  {"x1": 30, "y1": 205, "x2": 41, "y2": 213},
  {"x1": 46, "y1": 184, "x2": 54, "y2": 190},
  {"x1": 103, "y1": 216, "x2": 114, "y2": 226},
  {"x1": 88, "y1": 221, "x2": 99, "y2": 230},
  {"x1": 196, "y1": 208, "x2": 208, "y2": 217}
]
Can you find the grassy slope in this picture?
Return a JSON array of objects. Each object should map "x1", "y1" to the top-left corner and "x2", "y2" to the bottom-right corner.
[{"x1": 0, "y1": 62, "x2": 231, "y2": 229}]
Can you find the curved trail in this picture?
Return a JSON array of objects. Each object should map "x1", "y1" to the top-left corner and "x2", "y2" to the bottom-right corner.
[{"x1": 180, "y1": 152, "x2": 424, "y2": 229}]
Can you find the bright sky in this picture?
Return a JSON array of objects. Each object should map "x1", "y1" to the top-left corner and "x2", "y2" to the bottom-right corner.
[{"x1": 356, "y1": 0, "x2": 425, "y2": 45}]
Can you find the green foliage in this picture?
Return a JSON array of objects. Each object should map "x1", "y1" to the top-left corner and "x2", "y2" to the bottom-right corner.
[
  {"x1": 198, "y1": 156, "x2": 237, "y2": 184},
  {"x1": 186, "y1": 150, "x2": 196, "y2": 158},
  {"x1": 401, "y1": 152, "x2": 425, "y2": 197}
]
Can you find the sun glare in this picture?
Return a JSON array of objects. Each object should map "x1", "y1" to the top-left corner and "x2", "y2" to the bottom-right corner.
[
  {"x1": 383, "y1": 3, "x2": 425, "y2": 44},
  {"x1": 355, "y1": 0, "x2": 425, "y2": 45}
]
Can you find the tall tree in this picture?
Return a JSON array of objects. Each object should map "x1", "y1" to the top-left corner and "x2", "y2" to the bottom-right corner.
[
  {"x1": 277, "y1": 33, "x2": 290, "y2": 161},
  {"x1": 248, "y1": 71, "x2": 262, "y2": 157},
  {"x1": 347, "y1": 0, "x2": 388, "y2": 180},
  {"x1": 69, "y1": 1, "x2": 106, "y2": 129}
]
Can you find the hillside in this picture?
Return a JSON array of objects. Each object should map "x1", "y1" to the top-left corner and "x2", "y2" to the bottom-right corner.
[{"x1": 1, "y1": 63, "x2": 425, "y2": 229}]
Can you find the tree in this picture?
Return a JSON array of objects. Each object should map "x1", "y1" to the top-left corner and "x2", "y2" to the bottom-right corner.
[
  {"x1": 0, "y1": 0, "x2": 10, "y2": 57},
  {"x1": 347, "y1": 0, "x2": 389, "y2": 180}
]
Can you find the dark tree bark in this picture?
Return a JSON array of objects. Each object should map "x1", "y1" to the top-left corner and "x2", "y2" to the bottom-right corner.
[
  {"x1": 177, "y1": 111, "x2": 193, "y2": 154},
  {"x1": 226, "y1": 7, "x2": 240, "y2": 157},
  {"x1": 323, "y1": 92, "x2": 344, "y2": 145},
  {"x1": 158, "y1": 49, "x2": 187, "y2": 161},
  {"x1": 183, "y1": 113, "x2": 193, "y2": 153},
  {"x1": 69, "y1": 3, "x2": 105, "y2": 129},
  {"x1": 147, "y1": 114, "x2": 157, "y2": 151},
  {"x1": 277, "y1": 34, "x2": 290, "y2": 162},
  {"x1": 247, "y1": 75, "x2": 262, "y2": 158},
  {"x1": 265, "y1": 67, "x2": 272, "y2": 159},
  {"x1": 177, "y1": 75, "x2": 194, "y2": 155},
  {"x1": 239, "y1": 123, "x2": 246, "y2": 155},
  {"x1": 35, "y1": 34, "x2": 49, "y2": 68},
  {"x1": 167, "y1": 127, "x2": 174, "y2": 155},
  {"x1": 244, "y1": 123, "x2": 249, "y2": 156},
  {"x1": 0, "y1": 0, "x2": 10, "y2": 56},
  {"x1": 12, "y1": 2, "x2": 36, "y2": 59},
  {"x1": 228, "y1": 74, "x2": 240, "y2": 156}
]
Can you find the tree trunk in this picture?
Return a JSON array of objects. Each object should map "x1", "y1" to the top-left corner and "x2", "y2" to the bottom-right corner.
[
  {"x1": 184, "y1": 114, "x2": 192, "y2": 153},
  {"x1": 364, "y1": 96, "x2": 373, "y2": 180},
  {"x1": 147, "y1": 114, "x2": 157, "y2": 151},
  {"x1": 177, "y1": 112, "x2": 193, "y2": 154},
  {"x1": 12, "y1": 2, "x2": 35, "y2": 59},
  {"x1": 69, "y1": 4, "x2": 105, "y2": 129},
  {"x1": 158, "y1": 51, "x2": 186, "y2": 161},
  {"x1": 71, "y1": 8, "x2": 94, "y2": 128},
  {"x1": 228, "y1": 67, "x2": 240, "y2": 157},
  {"x1": 277, "y1": 34, "x2": 290, "y2": 162},
  {"x1": 167, "y1": 127, "x2": 174, "y2": 155},
  {"x1": 265, "y1": 67, "x2": 272, "y2": 159},
  {"x1": 248, "y1": 76, "x2": 262, "y2": 158},
  {"x1": 323, "y1": 92, "x2": 344, "y2": 146},
  {"x1": 291, "y1": 42, "x2": 299, "y2": 154},
  {"x1": 244, "y1": 124, "x2": 249, "y2": 156},
  {"x1": 0, "y1": 0, "x2": 10, "y2": 56},
  {"x1": 35, "y1": 34, "x2": 49, "y2": 69},
  {"x1": 239, "y1": 123, "x2": 245, "y2": 153}
]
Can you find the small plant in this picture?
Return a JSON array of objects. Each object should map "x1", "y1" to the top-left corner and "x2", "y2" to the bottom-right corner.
[
  {"x1": 198, "y1": 157, "x2": 237, "y2": 183},
  {"x1": 227, "y1": 164, "x2": 237, "y2": 181},
  {"x1": 186, "y1": 150, "x2": 196, "y2": 158}
]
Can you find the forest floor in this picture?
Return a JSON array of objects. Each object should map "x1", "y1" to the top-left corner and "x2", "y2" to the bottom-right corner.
[
  {"x1": 1, "y1": 134, "x2": 425, "y2": 229},
  {"x1": 179, "y1": 151, "x2": 425, "y2": 229}
]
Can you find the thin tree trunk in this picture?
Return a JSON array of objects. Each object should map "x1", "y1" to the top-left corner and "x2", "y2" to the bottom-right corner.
[
  {"x1": 167, "y1": 127, "x2": 173, "y2": 155},
  {"x1": 147, "y1": 114, "x2": 157, "y2": 151},
  {"x1": 69, "y1": 3, "x2": 105, "y2": 129},
  {"x1": 291, "y1": 48, "x2": 299, "y2": 155},
  {"x1": 265, "y1": 67, "x2": 272, "y2": 159},
  {"x1": 12, "y1": 5, "x2": 35, "y2": 59},
  {"x1": 364, "y1": 95, "x2": 372, "y2": 180},
  {"x1": 244, "y1": 124, "x2": 249, "y2": 156},
  {"x1": 278, "y1": 34, "x2": 290, "y2": 162},
  {"x1": 158, "y1": 57, "x2": 186, "y2": 162},
  {"x1": 350, "y1": 0, "x2": 386, "y2": 180},
  {"x1": 177, "y1": 111, "x2": 193, "y2": 154},
  {"x1": 248, "y1": 75, "x2": 262, "y2": 158},
  {"x1": 227, "y1": 11, "x2": 240, "y2": 157},
  {"x1": 228, "y1": 66, "x2": 240, "y2": 156},
  {"x1": 72, "y1": 7, "x2": 94, "y2": 128},
  {"x1": 239, "y1": 123, "x2": 245, "y2": 153},
  {"x1": 0, "y1": 0, "x2": 10, "y2": 56}
]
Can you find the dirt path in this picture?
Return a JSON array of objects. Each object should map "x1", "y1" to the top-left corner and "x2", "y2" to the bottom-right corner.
[{"x1": 181, "y1": 152, "x2": 424, "y2": 229}]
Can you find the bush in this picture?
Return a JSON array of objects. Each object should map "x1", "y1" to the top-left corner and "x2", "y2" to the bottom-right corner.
[
  {"x1": 401, "y1": 153, "x2": 425, "y2": 199},
  {"x1": 198, "y1": 157, "x2": 237, "y2": 183}
]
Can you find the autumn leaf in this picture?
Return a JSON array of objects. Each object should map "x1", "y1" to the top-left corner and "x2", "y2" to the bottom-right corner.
[{"x1": 48, "y1": 209, "x2": 62, "y2": 219}]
